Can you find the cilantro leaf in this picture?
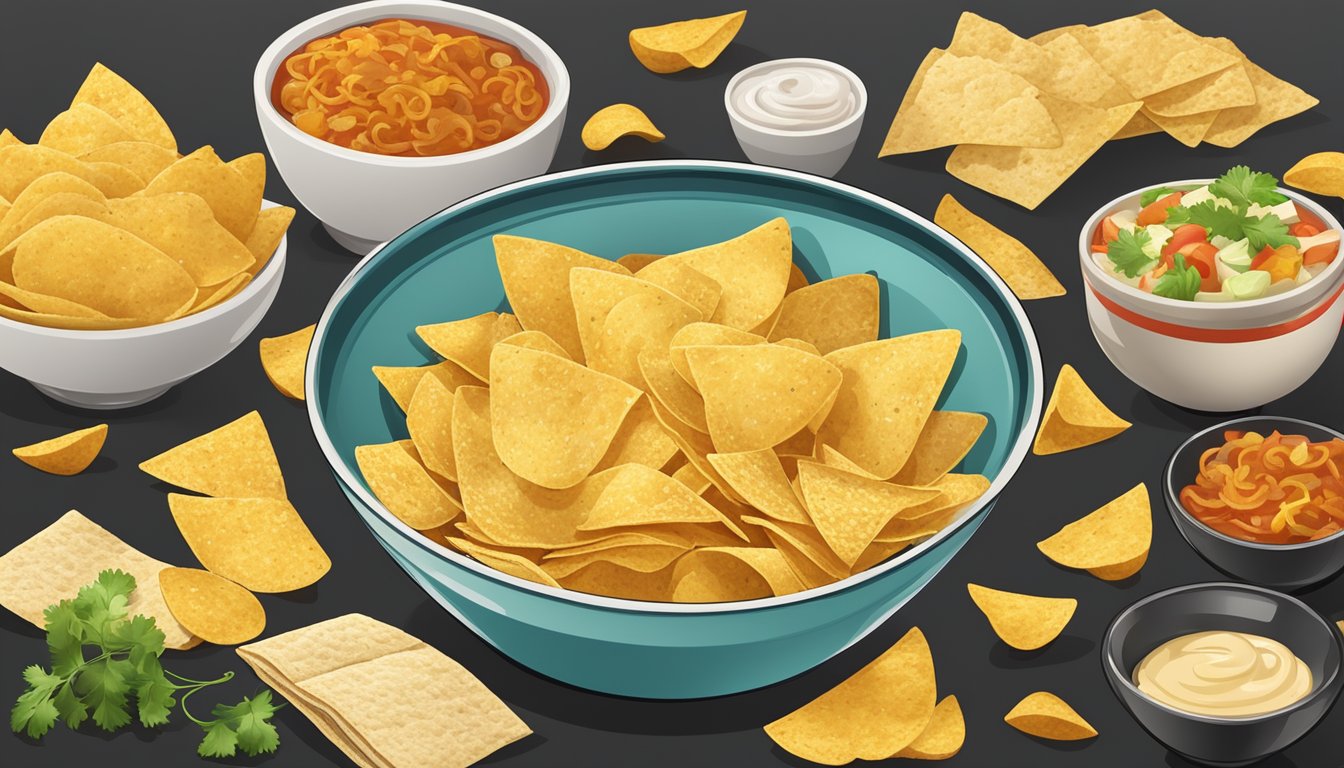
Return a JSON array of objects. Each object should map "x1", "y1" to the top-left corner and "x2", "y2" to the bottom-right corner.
[
  {"x1": 52, "y1": 683, "x2": 87, "y2": 729},
  {"x1": 1180, "y1": 201, "x2": 1246, "y2": 241},
  {"x1": 209, "y1": 691, "x2": 282, "y2": 757},
  {"x1": 11, "y1": 688, "x2": 60, "y2": 739},
  {"x1": 1211, "y1": 166, "x2": 1288, "y2": 208},
  {"x1": 1107, "y1": 228, "x2": 1159, "y2": 277},
  {"x1": 77, "y1": 658, "x2": 134, "y2": 732},
  {"x1": 43, "y1": 601, "x2": 86, "y2": 678},
  {"x1": 198, "y1": 720, "x2": 241, "y2": 758},
  {"x1": 1139, "y1": 186, "x2": 1182, "y2": 207},
  {"x1": 1153, "y1": 255, "x2": 1203, "y2": 300},
  {"x1": 1242, "y1": 212, "x2": 1299, "y2": 251}
]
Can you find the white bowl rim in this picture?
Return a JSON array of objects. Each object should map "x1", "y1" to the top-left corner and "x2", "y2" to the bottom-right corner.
[
  {"x1": 252, "y1": 0, "x2": 571, "y2": 169},
  {"x1": 1078, "y1": 178, "x2": 1344, "y2": 316},
  {"x1": 0, "y1": 199, "x2": 288, "y2": 340},
  {"x1": 306, "y1": 159, "x2": 1044, "y2": 615},
  {"x1": 723, "y1": 57, "x2": 868, "y2": 140}
]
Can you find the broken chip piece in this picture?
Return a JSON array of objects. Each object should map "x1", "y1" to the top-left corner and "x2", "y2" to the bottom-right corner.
[{"x1": 1005, "y1": 691, "x2": 1098, "y2": 741}]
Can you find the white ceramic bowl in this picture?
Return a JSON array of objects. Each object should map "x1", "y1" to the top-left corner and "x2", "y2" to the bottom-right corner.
[
  {"x1": 0, "y1": 201, "x2": 288, "y2": 409},
  {"x1": 253, "y1": 0, "x2": 570, "y2": 254},
  {"x1": 724, "y1": 58, "x2": 866, "y2": 178},
  {"x1": 1079, "y1": 180, "x2": 1344, "y2": 412}
]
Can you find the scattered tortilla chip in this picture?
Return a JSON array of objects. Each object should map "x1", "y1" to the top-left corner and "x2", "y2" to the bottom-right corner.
[
  {"x1": 0, "y1": 510, "x2": 197, "y2": 649},
  {"x1": 1033, "y1": 364, "x2": 1130, "y2": 455},
  {"x1": 1284, "y1": 152, "x2": 1344, "y2": 199},
  {"x1": 581, "y1": 104, "x2": 665, "y2": 151},
  {"x1": 12, "y1": 423, "x2": 107, "y2": 475},
  {"x1": 1038, "y1": 483, "x2": 1151, "y2": 580},
  {"x1": 159, "y1": 567, "x2": 265, "y2": 645},
  {"x1": 259, "y1": 324, "x2": 315, "y2": 400},
  {"x1": 446, "y1": 537, "x2": 561, "y2": 588},
  {"x1": 895, "y1": 695, "x2": 965, "y2": 760},
  {"x1": 935, "y1": 194, "x2": 1065, "y2": 299},
  {"x1": 1141, "y1": 105, "x2": 1219, "y2": 148},
  {"x1": 817, "y1": 331, "x2": 962, "y2": 479},
  {"x1": 70, "y1": 63, "x2": 176, "y2": 150},
  {"x1": 139, "y1": 410, "x2": 286, "y2": 499},
  {"x1": 1203, "y1": 40, "x2": 1317, "y2": 148},
  {"x1": 968, "y1": 584, "x2": 1077, "y2": 651},
  {"x1": 798, "y1": 461, "x2": 942, "y2": 567},
  {"x1": 707, "y1": 449, "x2": 809, "y2": 525},
  {"x1": 670, "y1": 547, "x2": 803, "y2": 602},
  {"x1": 765, "y1": 627, "x2": 937, "y2": 763},
  {"x1": 1071, "y1": 16, "x2": 1240, "y2": 100},
  {"x1": 767, "y1": 274, "x2": 880, "y2": 353},
  {"x1": 628, "y1": 11, "x2": 746, "y2": 73},
  {"x1": 106, "y1": 193, "x2": 256, "y2": 286},
  {"x1": 1005, "y1": 692, "x2": 1097, "y2": 741},
  {"x1": 357, "y1": 440, "x2": 460, "y2": 530},
  {"x1": 1144, "y1": 62, "x2": 1255, "y2": 118},
  {"x1": 79, "y1": 140, "x2": 178, "y2": 184},
  {"x1": 1113, "y1": 110, "x2": 1163, "y2": 140},
  {"x1": 141, "y1": 148, "x2": 260, "y2": 240},
  {"x1": 416, "y1": 311, "x2": 522, "y2": 381},
  {"x1": 891, "y1": 411, "x2": 987, "y2": 486},
  {"x1": 372, "y1": 360, "x2": 479, "y2": 412},
  {"x1": 168, "y1": 494, "x2": 329, "y2": 592}
]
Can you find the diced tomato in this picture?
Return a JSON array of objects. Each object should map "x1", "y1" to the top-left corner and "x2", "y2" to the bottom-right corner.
[
  {"x1": 1162, "y1": 224, "x2": 1208, "y2": 257},
  {"x1": 1304, "y1": 241, "x2": 1339, "y2": 266},
  {"x1": 1090, "y1": 243, "x2": 1109, "y2": 255},
  {"x1": 1250, "y1": 245, "x2": 1276, "y2": 270},
  {"x1": 1293, "y1": 203, "x2": 1328, "y2": 233},
  {"x1": 1100, "y1": 216, "x2": 1120, "y2": 244},
  {"x1": 1290, "y1": 222, "x2": 1319, "y2": 238},
  {"x1": 1177, "y1": 242, "x2": 1220, "y2": 291},
  {"x1": 1137, "y1": 192, "x2": 1183, "y2": 226}
]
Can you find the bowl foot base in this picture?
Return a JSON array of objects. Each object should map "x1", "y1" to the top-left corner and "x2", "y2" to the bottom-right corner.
[
  {"x1": 322, "y1": 223, "x2": 384, "y2": 255},
  {"x1": 32, "y1": 383, "x2": 173, "y2": 410}
]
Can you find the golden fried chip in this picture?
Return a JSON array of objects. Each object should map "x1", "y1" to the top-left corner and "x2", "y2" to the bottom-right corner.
[
  {"x1": 891, "y1": 411, "x2": 987, "y2": 486},
  {"x1": 967, "y1": 584, "x2": 1077, "y2": 651},
  {"x1": 356, "y1": 440, "x2": 459, "y2": 530},
  {"x1": 594, "y1": 292, "x2": 702, "y2": 386},
  {"x1": 139, "y1": 410, "x2": 286, "y2": 499},
  {"x1": 1071, "y1": 15, "x2": 1240, "y2": 99},
  {"x1": 141, "y1": 148, "x2": 259, "y2": 239},
  {"x1": 497, "y1": 329, "x2": 571, "y2": 359},
  {"x1": 543, "y1": 543, "x2": 685, "y2": 580},
  {"x1": 798, "y1": 461, "x2": 942, "y2": 567},
  {"x1": 0, "y1": 144, "x2": 132, "y2": 201},
  {"x1": 1113, "y1": 111, "x2": 1162, "y2": 140},
  {"x1": 1145, "y1": 63, "x2": 1254, "y2": 118},
  {"x1": 639, "y1": 350, "x2": 709, "y2": 431},
  {"x1": 1038, "y1": 483, "x2": 1151, "y2": 580},
  {"x1": 190, "y1": 273, "x2": 250, "y2": 314},
  {"x1": 895, "y1": 695, "x2": 965, "y2": 760},
  {"x1": 707, "y1": 449, "x2": 809, "y2": 524},
  {"x1": 1203, "y1": 39, "x2": 1318, "y2": 148},
  {"x1": 935, "y1": 194, "x2": 1065, "y2": 299},
  {"x1": 1284, "y1": 151, "x2": 1344, "y2": 199},
  {"x1": 578, "y1": 462, "x2": 726, "y2": 531},
  {"x1": 672, "y1": 461, "x2": 711, "y2": 494},
  {"x1": 745, "y1": 515, "x2": 848, "y2": 582},
  {"x1": 259, "y1": 324, "x2": 314, "y2": 400},
  {"x1": 668, "y1": 321, "x2": 765, "y2": 387},
  {"x1": 245, "y1": 205, "x2": 295, "y2": 274},
  {"x1": 671, "y1": 547, "x2": 804, "y2": 602},
  {"x1": 570, "y1": 267, "x2": 700, "y2": 373},
  {"x1": 593, "y1": 397, "x2": 679, "y2": 472},
  {"x1": 768, "y1": 274, "x2": 880, "y2": 354},
  {"x1": 106, "y1": 193, "x2": 256, "y2": 286},
  {"x1": 12, "y1": 424, "x2": 107, "y2": 475},
  {"x1": 0, "y1": 192, "x2": 109, "y2": 253},
  {"x1": 159, "y1": 567, "x2": 265, "y2": 645},
  {"x1": 38, "y1": 103, "x2": 137, "y2": 155},
  {"x1": 629, "y1": 258, "x2": 722, "y2": 320},
  {"x1": 71, "y1": 63, "x2": 176, "y2": 150},
  {"x1": 168, "y1": 494, "x2": 329, "y2": 593},
  {"x1": 372, "y1": 361, "x2": 480, "y2": 412},
  {"x1": 581, "y1": 104, "x2": 665, "y2": 150},
  {"x1": 489, "y1": 344, "x2": 641, "y2": 489},
  {"x1": 0, "y1": 279, "x2": 112, "y2": 319},
  {"x1": 446, "y1": 537, "x2": 560, "y2": 588},
  {"x1": 416, "y1": 311, "x2": 522, "y2": 381},
  {"x1": 816, "y1": 331, "x2": 961, "y2": 479},
  {"x1": 877, "y1": 473, "x2": 989, "y2": 532},
  {"x1": 628, "y1": 11, "x2": 746, "y2": 73},
  {"x1": 0, "y1": 129, "x2": 21, "y2": 149},
  {"x1": 1033, "y1": 364, "x2": 1130, "y2": 455},
  {"x1": 618, "y1": 253, "x2": 662, "y2": 272},
  {"x1": 1141, "y1": 106, "x2": 1218, "y2": 148},
  {"x1": 765, "y1": 627, "x2": 937, "y2": 763},
  {"x1": 1005, "y1": 692, "x2": 1097, "y2": 741},
  {"x1": 0, "y1": 303, "x2": 140, "y2": 330},
  {"x1": 557, "y1": 560, "x2": 677, "y2": 600},
  {"x1": 405, "y1": 373, "x2": 457, "y2": 481},
  {"x1": 79, "y1": 140, "x2": 178, "y2": 184}
]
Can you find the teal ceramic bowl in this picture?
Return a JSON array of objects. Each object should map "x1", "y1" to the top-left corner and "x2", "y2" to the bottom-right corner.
[{"x1": 306, "y1": 161, "x2": 1042, "y2": 699}]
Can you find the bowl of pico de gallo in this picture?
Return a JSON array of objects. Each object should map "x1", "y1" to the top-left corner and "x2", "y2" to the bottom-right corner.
[{"x1": 1079, "y1": 166, "x2": 1342, "y2": 412}]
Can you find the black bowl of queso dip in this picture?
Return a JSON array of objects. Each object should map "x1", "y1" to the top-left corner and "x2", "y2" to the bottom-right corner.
[{"x1": 1102, "y1": 582, "x2": 1342, "y2": 766}]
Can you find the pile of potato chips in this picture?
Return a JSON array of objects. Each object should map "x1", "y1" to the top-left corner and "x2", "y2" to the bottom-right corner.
[
  {"x1": 881, "y1": 11, "x2": 1317, "y2": 209},
  {"x1": 0, "y1": 64, "x2": 294, "y2": 330},
  {"x1": 358, "y1": 217, "x2": 992, "y2": 602}
]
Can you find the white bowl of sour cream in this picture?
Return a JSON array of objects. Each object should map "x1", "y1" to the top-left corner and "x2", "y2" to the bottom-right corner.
[{"x1": 725, "y1": 58, "x2": 866, "y2": 178}]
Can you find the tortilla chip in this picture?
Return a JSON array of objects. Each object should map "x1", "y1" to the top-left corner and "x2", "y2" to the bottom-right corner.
[
  {"x1": 797, "y1": 461, "x2": 942, "y2": 567},
  {"x1": 895, "y1": 696, "x2": 965, "y2": 760},
  {"x1": 765, "y1": 627, "x2": 937, "y2": 763},
  {"x1": 1033, "y1": 364, "x2": 1130, "y2": 455},
  {"x1": 707, "y1": 449, "x2": 809, "y2": 525},
  {"x1": 891, "y1": 411, "x2": 987, "y2": 486},
  {"x1": 1038, "y1": 483, "x2": 1151, "y2": 580},
  {"x1": 106, "y1": 193, "x2": 256, "y2": 286},
  {"x1": 70, "y1": 63, "x2": 176, "y2": 150},
  {"x1": 1144, "y1": 62, "x2": 1255, "y2": 118},
  {"x1": 1070, "y1": 16, "x2": 1240, "y2": 99},
  {"x1": 496, "y1": 329, "x2": 571, "y2": 359},
  {"x1": 0, "y1": 144, "x2": 128, "y2": 201},
  {"x1": 628, "y1": 11, "x2": 746, "y2": 73},
  {"x1": 1284, "y1": 152, "x2": 1344, "y2": 199},
  {"x1": 259, "y1": 324, "x2": 314, "y2": 400},
  {"x1": 1202, "y1": 38, "x2": 1318, "y2": 148},
  {"x1": 38, "y1": 103, "x2": 137, "y2": 155},
  {"x1": 592, "y1": 396, "x2": 679, "y2": 472},
  {"x1": 12, "y1": 423, "x2": 107, "y2": 475},
  {"x1": 668, "y1": 321, "x2": 766, "y2": 387},
  {"x1": 619, "y1": 253, "x2": 663, "y2": 271},
  {"x1": 1113, "y1": 110, "x2": 1162, "y2": 140},
  {"x1": 168, "y1": 494, "x2": 330, "y2": 592},
  {"x1": 0, "y1": 510, "x2": 197, "y2": 649},
  {"x1": 767, "y1": 274, "x2": 880, "y2": 353},
  {"x1": 139, "y1": 411, "x2": 286, "y2": 499},
  {"x1": 405, "y1": 373, "x2": 458, "y2": 481},
  {"x1": 639, "y1": 350, "x2": 709, "y2": 431},
  {"x1": 372, "y1": 361, "x2": 480, "y2": 412},
  {"x1": 670, "y1": 547, "x2": 804, "y2": 602},
  {"x1": 579, "y1": 463, "x2": 725, "y2": 530},
  {"x1": 935, "y1": 194, "x2": 1065, "y2": 299},
  {"x1": 1005, "y1": 692, "x2": 1097, "y2": 741},
  {"x1": 968, "y1": 584, "x2": 1077, "y2": 651},
  {"x1": 245, "y1": 206, "x2": 294, "y2": 274},
  {"x1": 356, "y1": 440, "x2": 460, "y2": 530},
  {"x1": 581, "y1": 104, "x2": 665, "y2": 150},
  {"x1": 79, "y1": 140, "x2": 178, "y2": 185},
  {"x1": 141, "y1": 148, "x2": 260, "y2": 240},
  {"x1": 557, "y1": 560, "x2": 677, "y2": 600},
  {"x1": 628, "y1": 258, "x2": 722, "y2": 320},
  {"x1": 416, "y1": 311, "x2": 523, "y2": 381},
  {"x1": 446, "y1": 537, "x2": 560, "y2": 588},
  {"x1": 159, "y1": 567, "x2": 265, "y2": 645},
  {"x1": 1141, "y1": 106, "x2": 1219, "y2": 148}
]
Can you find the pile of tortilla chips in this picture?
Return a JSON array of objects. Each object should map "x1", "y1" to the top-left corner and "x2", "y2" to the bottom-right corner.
[
  {"x1": 358, "y1": 217, "x2": 991, "y2": 602},
  {"x1": 881, "y1": 11, "x2": 1317, "y2": 209},
  {"x1": 0, "y1": 64, "x2": 294, "y2": 330}
]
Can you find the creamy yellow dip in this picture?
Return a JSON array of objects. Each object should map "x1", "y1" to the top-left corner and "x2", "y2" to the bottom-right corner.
[{"x1": 1134, "y1": 631, "x2": 1312, "y2": 717}]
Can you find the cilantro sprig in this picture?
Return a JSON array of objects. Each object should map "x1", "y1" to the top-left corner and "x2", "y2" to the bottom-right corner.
[
  {"x1": 1209, "y1": 165, "x2": 1289, "y2": 209},
  {"x1": 1160, "y1": 167, "x2": 1298, "y2": 252},
  {"x1": 10, "y1": 570, "x2": 282, "y2": 759},
  {"x1": 1153, "y1": 255, "x2": 1203, "y2": 300},
  {"x1": 1107, "y1": 228, "x2": 1159, "y2": 278}
]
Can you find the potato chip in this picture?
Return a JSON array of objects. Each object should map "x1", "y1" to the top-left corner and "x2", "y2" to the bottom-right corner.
[
  {"x1": 245, "y1": 205, "x2": 295, "y2": 274},
  {"x1": 12, "y1": 423, "x2": 107, "y2": 475},
  {"x1": 106, "y1": 193, "x2": 255, "y2": 286},
  {"x1": 1033, "y1": 364, "x2": 1130, "y2": 455},
  {"x1": 71, "y1": 63, "x2": 176, "y2": 150},
  {"x1": 1284, "y1": 152, "x2": 1344, "y2": 199},
  {"x1": 707, "y1": 449, "x2": 809, "y2": 525},
  {"x1": 891, "y1": 411, "x2": 987, "y2": 486},
  {"x1": 139, "y1": 410, "x2": 286, "y2": 500},
  {"x1": 618, "y1": 252, "x2": 663, "y2": 272},
  {"x1": 797, "y1": 461, "x2": 942, "y2": 567},
  {"x1": 628, "y1": 258, "x2": 721, "y2": 320},
  {"x1": 11, "y1": 215, "x2": 196, "y2": 321},
  {"x1": 1038, "y1": 483, "x2": 1151, "y2": 580},
  {"x1": 497, "y1": 329, "x2": 570, "y2": 359},
  {"x1": 416, "y1": 311, "x2": 522, "y2": 382},
  {"x1": 357, "y1": 440, "x2": 459, "y2": 530},
  {"x1": 765, "y1": 627, "x2": 937, "y2": 763},
  {"x1": 641, "y1": 218, "x2": 791, "y2": 330},
  {"x1": 159, "y1": 567, "x2": 265, "y2": 645},
  {"x1": 494, "y1": 234, "x2": 629, "y2": 361},
  {"x1": 967, "y1": 584, "x2": 1077, "y2": 651},
  {"x1": 593, "y1": 396, "x2": 679, "y2": 472},
  {"x1": 141, "y1": 148, "x2": 259, "y2": 240},
  {"x1": 1203, "y1": 39, "x2": 1317, "y2": 148},
  {"x1": 581, "y1": 104, "x2": 665, "y2": 151},
  {"x1": 372, "y1": 361, "x2": 479, "y2": 412},
  {"x1": 816, "y1": 330, "x2": 961, "y2": 479},
  {"x1": 38, "y1": 103, "x2": 137, "y2": 155},
  {"x1": 571, "y1": 267, "x2": 700, "y2": 372},
  {"x1": 0, "y1": 510, "x2": 197, "y2": 650},
  {"x1": 686, "y1": 344, "x2": 842, "y2": 453},
  {"x1": 1005, "y1": 692, "x2": 1097, "y2": 741},
  {"x1": 628, "y1": 11, "x2": 746, "y2": 73},
  {"x1": 880, "y1": 52, "x2": 1061, "y2": 155},
  {"x1": 947, "y1": 97, "x2": 1141, "y2": 210},
  {"x1": 447, "y1": 537, "x2": 560, "y2": 588},
  {"x1": 1072, "y1": 16, "x2": 1240, "y2": 99},
  {"x1": 895, "y1": 695, "x2": 964, "y2": 760},
  {"x1": 258, "y1": 324, "x2": 314, "y2": 400},
  {"x1": 490, "y1": 344, "x2": 641, "y2": 488},
  {"x1": 79, "y1": 140, "x2": 178, "y2": 184},
  {"x1": 935, "y1": 194, "x2": 1065, "y2": 300},
  {"x1": 767, "y1": 274, "x2": 880, "y2": 354},
  {"x1": 168, "y1": 494, "x2": 329, "y2": 592},
  {"x1": 668, "y1": 321, "x2": 765, "y2": 387},
  {"x1": 670, "y1": 547, "x2": 803, "y2": 602}
]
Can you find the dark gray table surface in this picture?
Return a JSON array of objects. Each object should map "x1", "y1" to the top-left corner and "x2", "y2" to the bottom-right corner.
[{"x1": 2, "y1": 1, "x2": 1341, "y2": 766}]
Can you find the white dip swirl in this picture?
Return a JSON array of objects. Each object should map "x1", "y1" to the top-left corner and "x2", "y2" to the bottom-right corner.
[{"x1": 732, "y1": 63, "x2": 856, "y2": 131}]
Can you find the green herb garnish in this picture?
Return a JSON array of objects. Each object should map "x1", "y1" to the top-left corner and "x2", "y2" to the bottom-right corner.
[
  {"x1": 1107, "y1": 228, "x2": 1159, "y2": 277},
  {"x1": 1152, "y1": 255, "x2": 1203, "y2": 300}
]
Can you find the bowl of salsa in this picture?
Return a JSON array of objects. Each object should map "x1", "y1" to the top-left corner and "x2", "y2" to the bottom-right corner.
[
  {"x1": 1078, "y1": 168, "x2": 1344, "y2": 412},
  {"x1": 1164, "y1": 416, "x2": 1344, "y2": 589},
  {"x1": 253, "y1": 0, "x2": 569, "y2": 253}
]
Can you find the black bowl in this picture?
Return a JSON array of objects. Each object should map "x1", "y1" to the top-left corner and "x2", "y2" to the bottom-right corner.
[
  {"x1": 1103, "y1": 582, "x2": 1343, "y2": 766},
  {"x1": 1164, "y1": 416, "x2": 1344, "y2": 590}
]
